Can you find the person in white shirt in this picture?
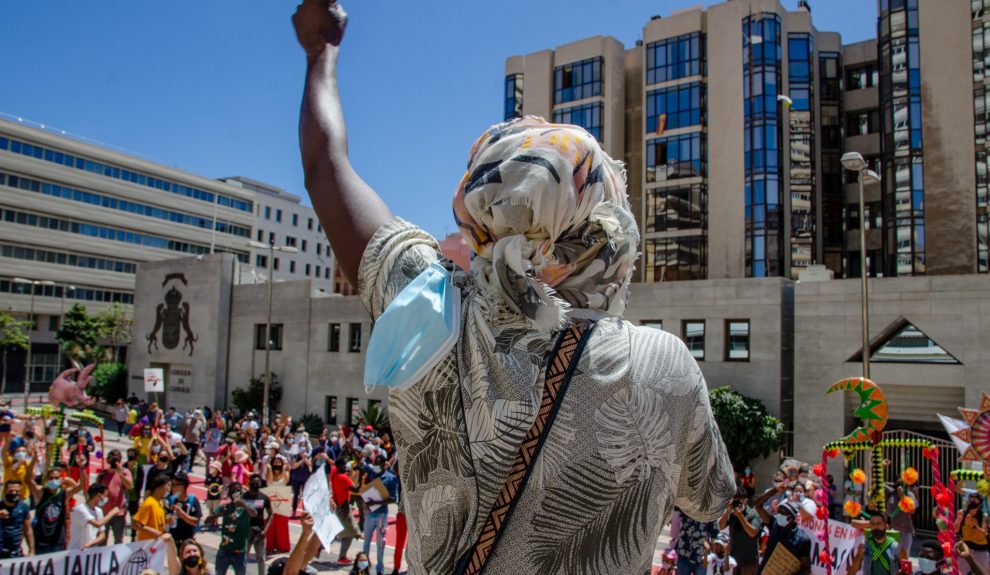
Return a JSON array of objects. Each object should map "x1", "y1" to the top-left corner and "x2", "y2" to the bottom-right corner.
[
  {"x1": 69, "y1": 483, "x2": 118, "y2": 550},
  {"x1": 706, "y1": 533, "x2": 738, "y2": 575}
]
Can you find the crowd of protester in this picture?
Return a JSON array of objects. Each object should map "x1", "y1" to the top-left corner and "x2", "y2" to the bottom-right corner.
[
  {"x1": 0, "y1": 397, "x2": 405, "y2": 575},
  {"x1": 660, "y1": 463, "x2": 990, "y2": 575}
]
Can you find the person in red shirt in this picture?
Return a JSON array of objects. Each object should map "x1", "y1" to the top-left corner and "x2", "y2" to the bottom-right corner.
[
  {"x1": 96, "y1": 449, "x2": 133, "y2": 545},
  {"x1": 330, "y1": 457, "x2": 360, "y2": 565}
]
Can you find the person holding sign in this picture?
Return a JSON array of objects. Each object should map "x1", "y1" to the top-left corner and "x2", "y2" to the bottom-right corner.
[
  {"x1": 361, "y1": 455, "x2": 397, "y2": 575},
  {"x1": 752, "y1": 487, "x2": 811, "y2": 575}
]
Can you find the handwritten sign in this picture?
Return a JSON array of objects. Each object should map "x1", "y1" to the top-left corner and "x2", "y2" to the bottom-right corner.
[
  {"x1": 262, "y1": 485, "x2": 293, "y2": 517},
  {"x1": 302, "y1": 471, "x2": 343, "y2": 550}
]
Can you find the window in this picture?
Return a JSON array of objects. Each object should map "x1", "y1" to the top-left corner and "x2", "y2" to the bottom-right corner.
[
  {"x1": 682, "y1": 320, "x2": 705, "y2": 360},
  {"x1": 324, "y1": 268, "x2": 331, "y2": 279},
  {"x1": 646, "y1": 82, "x2": 703, "y2": 134},
  {"x1": 646, "y1": 236, "x2": 707, "y2": 281},
  {"x1": 307, "y1": 218, "x2": 314, "y2": 231},
  {"x1": 325, "y1": 397, "x2": 338, "y2": 425},
  {"x1": 647, "y1": 133, "x2": 705, "y2": 183},
  {"x1": 292, "y1": 213, "x2": 298, "y2": 226},
  {"x1": 646, "y1": 184, "x2": 706, "y2": 233},
  {"x1": 369, "y1": 399, "x2": 382, "y2": 413},
  {"x1": 285, "y1": 236, "x2": 297, "y2": 248},
  {"x1": 48, "y1": 315, "x2": 59, "y2": 332},
  {"x1": 316, "y1": 265, "x2": 321, "y2": 277},
  {"x1": 846, "y1": 65, "x2": 880, "y2": 90},
  {"x1": 269, "y1": 232, "x2": 276, "y2": 245},
  {"x1": 554, "y1": 57, "x2": 602, "y2": 105},
  {"x1": 273, "y1": 257, "x2": 280, "y2": 271},
  {"x1": 256, "y1": 229, "x2": 264, "y2": 242},
  {"x1": 846, "y1": 111, "x2": 881, "y2": 136},
  {"x1": 725, "y1": 320, "x2": 750, "y2": 361},
  {"x1": 641, "y1": 321, "x2": 663, "y2": 331},
  {"x1": 255, "y1": 254, "x2": 267, "y2": 267},
  {"x1": 276, "y1": 209, "x2": 283, "y2": 223},
  {"x1": 346, "y1": 398, "x2": 360, "y2": 426},
  {"x1": 646, "y1": 32, "x2": 704, "y2": 85},
  {"x1": 349, "y1": 323, "x2": 362, "y2": 353},
  {"x1": 255, "y1": 324, "x2": 283, "y2": 351},
  {"x1": 552, "y1": 102, "x2": 603, "y2": 142},
  {"x1": 317, "y1": 244, "x2": 322, "y2": 256},
  {"x1": 328, "y1": 323, "x2": 341, "y2": 351},
  {"x1": 29, "y1": 353, "x2": 62, "y2": 389},
  {"x1": 301, "y1": 239, "x2": 308, "y2": 252},
  {"x1": 289, "y1": 261, "x2": 296, "y2": 273},
  {"x1": 264, "y1": 206, "x2": 271, "y2": 220},
  {"x1": 305, "y1": 263, "x2": 311, "y2": 276},
  {"x1": 504, "y1": 74, "x2": 524, "y2": 120}
]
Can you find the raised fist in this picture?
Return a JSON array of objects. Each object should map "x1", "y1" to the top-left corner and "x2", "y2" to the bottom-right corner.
[{"x1": 292, "y1": 0, "x2": 347, "y2": 58}]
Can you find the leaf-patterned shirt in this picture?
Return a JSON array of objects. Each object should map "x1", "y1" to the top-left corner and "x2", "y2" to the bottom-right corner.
[{"x1": 358, "y1": 218, "x2": 736, "y2": 575}]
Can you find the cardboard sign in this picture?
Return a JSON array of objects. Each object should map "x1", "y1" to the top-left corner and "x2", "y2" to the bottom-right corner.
[
  {"x1": 302, "y1": 471, "x2": 344, "y2": 550},
  {"x1": 262, "y1": 485, "x2": 293, "y2": 517},
  {"x1": 143, "y1": 368, "x2": 165, "y2": 393}
]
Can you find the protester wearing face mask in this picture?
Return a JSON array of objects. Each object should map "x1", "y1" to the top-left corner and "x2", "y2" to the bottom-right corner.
[
  {"x1": 289, "y1": 451, "x2": 313, "y2": 518},
  {"x1": 787, "y1": 481, "x2": 818, "y2": 522},
  {"x1": 212, "y1": 482, "x2": 258, "y2": 575},
  {"x1": 133, "y1": 474, "x2": 172, "y2": 541},
  {"x1": 96, "y1": 449, "x2": 134, "y2": 545},
  {"x1": 68, "y1": 484, "x2": 118, "y2": 550},
  {"x1": 719, "y1": 487, "x2": 762, "y2": 575},
  {"x1": 2, "y1": 446, "x2": 34, "y2": 501},
  {"x1": 705, "y1": 533, "x2": 737, "y2": 575},
  {"x1": 957, "y1": 492, "x2": 990, "y2": 575},
  {"x1": 162, "y1": 535, "x2": 212, "y2": 575},
  {"x1": 850, "y1": 513, "x2": 900, "y2": 575},
  {"x1": 887, "y1": 483, "x2": 917, "y2": 560},
  {"x1": 144, "y1": 453, "x2": 174, "y2": 498},
  {"x1": 753, "y1": 486, "x2": 811, "y2": 575},
  {"x1": 166, "y1": 473, "x2": 203, "y2": 547},
  {"x1": 362, "y1": 455, "x2": 398, "y2": 575},
  {"x1": 0, "y1": 480, "x2": 33, "y2": 558},
  {"x1": 28, "y1": 467, "x2": 81, "y2": 554},
  {"x1": 265, "y1": 458, "x2": 291, "y2": 555},
  {"x1": 349, "y1": 552, "x2": 372, "y2": 575},
  {"x1": 330, "y1": 457, "x2": 361, "y2": 566},
  {"x1": 243, "y1": 474, "x2": 275, "y2": 575}
]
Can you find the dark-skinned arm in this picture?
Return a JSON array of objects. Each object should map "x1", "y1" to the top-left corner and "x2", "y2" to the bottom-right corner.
[
  {"x1": 753, "y1": 485, "x2": 783, "y2": 526},
  {"x1": 293, "y1": 0, "x2": 393, "y2": 287}
]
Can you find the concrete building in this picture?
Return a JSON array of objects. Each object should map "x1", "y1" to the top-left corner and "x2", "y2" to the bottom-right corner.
[
  {"x1": 0, "y1": 118, "x2": 256, "y2": 391},
  {"x1": 223, "y1": 176, "x2": 336, "y2": 292}
]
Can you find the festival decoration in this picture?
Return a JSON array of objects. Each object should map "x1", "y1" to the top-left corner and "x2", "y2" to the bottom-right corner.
[
  {"x1": 820, "y1": 377, "x2": 960, "y2": 575},
  {"x1": 952, "y1": 392, "x2": 990, "y2": 476},
  {"x1": 68, "y1": 410, "x2": 106, "y2": 469},
  {"x1": 826, "y1": 377, "x2": 888, "y2": 445}
]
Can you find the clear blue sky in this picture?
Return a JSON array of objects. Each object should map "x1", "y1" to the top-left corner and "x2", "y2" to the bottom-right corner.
[{"x1": 0, "y1": 0, "x2": 876, "y2": 239}]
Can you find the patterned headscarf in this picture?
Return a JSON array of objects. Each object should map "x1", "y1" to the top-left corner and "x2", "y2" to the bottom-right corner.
[{"x1": 452, "y1": 116, "x2": 639, "y2": 331}]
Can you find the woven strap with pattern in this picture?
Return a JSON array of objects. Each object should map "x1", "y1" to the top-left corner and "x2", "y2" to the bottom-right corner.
[{"x1": 455, "y1": 320, "x2": 594, "y2": 575}]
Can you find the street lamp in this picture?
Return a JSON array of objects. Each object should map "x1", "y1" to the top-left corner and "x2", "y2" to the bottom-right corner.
[
  {"x1": 247, "y1": 241, "x2": 298, "y2": 425},
  {"x1": 841, "y1": 152, "x2": 882, "y2": 379},
  {"x1": 12, "y1": 278, "x2": 55, "y2": 407}
]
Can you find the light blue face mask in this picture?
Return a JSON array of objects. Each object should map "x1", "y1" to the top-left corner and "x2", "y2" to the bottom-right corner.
[{"x1": 364, "y1": 263, "x2": 461, "y2": 391}]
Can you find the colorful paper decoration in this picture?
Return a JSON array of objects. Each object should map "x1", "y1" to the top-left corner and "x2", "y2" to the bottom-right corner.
[
  {"x1": 851, "y1": 469, "x2": 867, "y2": 485},
  {"x1": 954, "y1": 392, "x2": 990, "y2": 476},
  {"x1": 843, "y1": 499, "x2": 863, "y2": 518},
  {"x1": 827, "y1": 377, "x2": 888, "y2": 444},
  {"x1": 901, "y1": 467, "x2": 920, "y2": 486}
]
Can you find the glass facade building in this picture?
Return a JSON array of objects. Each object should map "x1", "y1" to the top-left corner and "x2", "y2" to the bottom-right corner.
[
  {"x1": 788, "y1": 33, "x2": 816, "y2": 278},
  {"x1": 743, "y1": 14, "x2": 783, "y2": 278},
  {"x1": 974, "y1": 0, "x2": 990, "y2": 271},
  {"x1": 879, "y1": 0, "x2": 925, "y2": 275}
]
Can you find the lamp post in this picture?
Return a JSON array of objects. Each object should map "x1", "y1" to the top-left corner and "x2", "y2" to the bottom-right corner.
[
  {"x1": 840, "y1": 152, "x2": 882, "y2": 379},
  {"x1": 248, "y1": 241, "x2": 298, "y2": 425},
  {"x1": 12, "y1": 278, "x2": 55, "y2": 408}
]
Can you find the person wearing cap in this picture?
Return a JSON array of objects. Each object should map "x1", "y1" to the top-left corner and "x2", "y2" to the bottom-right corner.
[
  {"x1": 754, "y1": 484, "x2": 811, "y2": 575},
  {"x1": 243, "y1": 412, "x2": 260, "y2": 435},
  {"x1": 675, "y1": 508, "x2": 720, "y2": 575},
  {"x1": 705, "y1": 533, "x2": 737, "y2": 575},
  {"x1": 231, "y1": 450, "x2": 250, "y2": 487},
  {"x1": 182, "y1": 409, "x2": 205, "y2": 473},
  {"x1": 204, "y1": 461, "x2": 225, "y2": 526},
  {"x1": 849, "y1": 512, "x2": 901, "y2": 575}
]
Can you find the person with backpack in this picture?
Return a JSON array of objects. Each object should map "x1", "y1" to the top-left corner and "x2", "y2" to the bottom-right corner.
[{"x1": 166, "y1": 472, "x2": 202, "y2": 547}]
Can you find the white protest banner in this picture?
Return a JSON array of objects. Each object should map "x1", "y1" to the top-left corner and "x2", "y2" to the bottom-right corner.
[
  {"x1": 0, "y1": 540, "x2": 166, "y2": 575},
  {"x1": 263, "y1": 484, "x2": 293, "y2": 517},
  {"x1": 798, "y1": 517, "x2": 864, "y2": 575},
  {"x1": 302, "y1": 471, "x2": 344, "y2": 550},
  {"x1": 143, "y1": 368, "x2": 164, "y2": 393}
]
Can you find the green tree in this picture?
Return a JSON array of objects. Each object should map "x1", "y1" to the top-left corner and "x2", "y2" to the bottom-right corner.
[
  {"x1": 230, "y1": 373, "x2": 283, "y2": 415},
  {"x1": 709, "y1": 386, "x2": 784, "y2": 470},
  {"x1": 357, "y1": 403, "x2": 388, "y2": 431},
  {"x1": 55, "y1": 304, "x2": 110, "y2": 367},
  {"x1": 89, "y1": 362, "x2": 128, "y2": 403},
  {"x1": 0, "y1": 311, "x2": 30, "y2": 399},
  {"x1": 299, "y1": 413, "x2": 325, "y2": 436},
  {"x1": 97, "y1": 303, "x2": 133, "y2": 363}
]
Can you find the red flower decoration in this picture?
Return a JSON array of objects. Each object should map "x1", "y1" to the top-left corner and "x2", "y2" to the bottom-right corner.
[
  {"x1": 817, "y1": 507, "x2": 829, "y2": 520},
  {"x1": 820, "y1": 551, "x2": 833, "y2": 566},
  {"x1": 813, "y1": 463, "x2": 826, "y2": 478},
  {"x1": 923, "y1": 447, "x2": 931, "y2": 459},
  {"x1": 935, "y1": 492, "x2": 952, "y2": 507},
  {"x1": 827, "y1": 449, "x2": 840, "y2": 458},
  {"x1": 942, "y1": 542, "x2": 954, "y2": 558}
]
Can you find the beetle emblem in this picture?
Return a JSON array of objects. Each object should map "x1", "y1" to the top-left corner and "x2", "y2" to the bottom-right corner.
[{"x1": 147, "y1": 272, "x2": 198, "y2": 356}]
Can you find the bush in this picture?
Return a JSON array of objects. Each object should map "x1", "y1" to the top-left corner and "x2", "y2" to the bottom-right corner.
[
  {"x1": 357, "y1": 403, "x2": 388, "y2": 431},
  {"x1": 709, "y1": 386, "x2": 784, "y2": 470},
  {"x1": 90, "y1": 362, "x2": 128, "y2": 403},
  {"x1": 230, "y1": 374, "x2": 282, "y2": 415},
  {"x1": 299, "y1": 413, "x2": 325, "y2": 436}
]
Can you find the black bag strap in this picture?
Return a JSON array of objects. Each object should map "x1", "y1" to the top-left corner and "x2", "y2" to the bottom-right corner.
[{"x1": 455, "y1": 320, "x2": 595, "y2": 575}]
